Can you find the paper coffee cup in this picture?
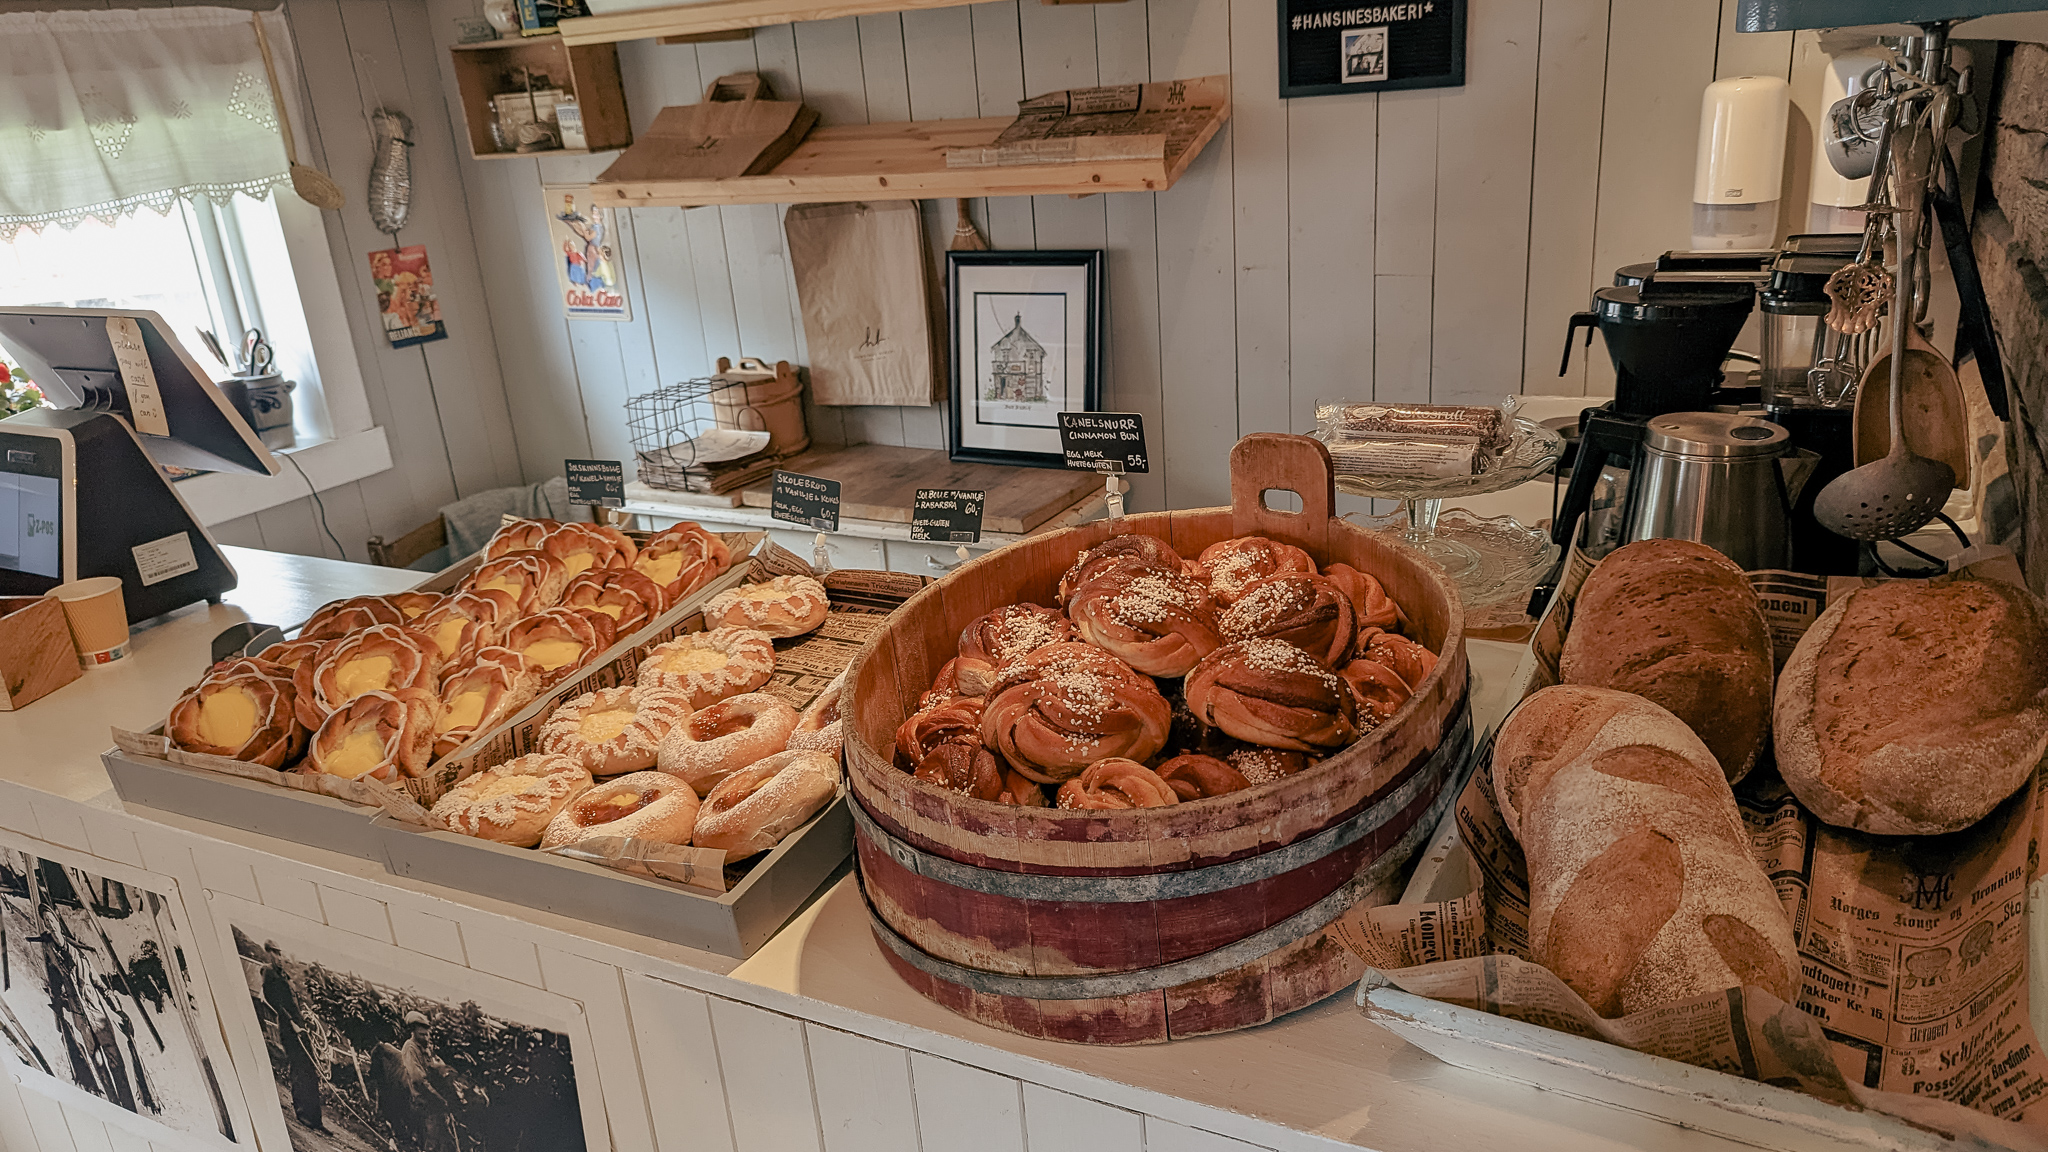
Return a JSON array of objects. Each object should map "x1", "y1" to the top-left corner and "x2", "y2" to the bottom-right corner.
[{"x1": 47, "y1": 577, "x2": 131, "y2": 667}]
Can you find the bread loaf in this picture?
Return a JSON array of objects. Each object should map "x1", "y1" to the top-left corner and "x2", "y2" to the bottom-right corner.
[
  {"x1": 1493, "y1": 684, "x2": 1797, "y2": 1018},
  {"x1": 1560, "y1": 539, "x2": 1772, "y2": 784},
  {"x1": 1774, "y1": 577, "x2": 2048, "y2": 836}
]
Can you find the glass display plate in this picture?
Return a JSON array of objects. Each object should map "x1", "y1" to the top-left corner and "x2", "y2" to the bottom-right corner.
[{"x1": 1348, "y1": 507, "x2": 1559, "y2": 607}]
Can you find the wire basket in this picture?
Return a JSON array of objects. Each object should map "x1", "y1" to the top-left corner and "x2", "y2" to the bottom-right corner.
[{"x1": 627, "y1": 373, "x2": 796, "y2": 493}]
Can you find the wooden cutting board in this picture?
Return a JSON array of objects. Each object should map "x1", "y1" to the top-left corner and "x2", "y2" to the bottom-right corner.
[{"x1": 737, "y1": 443, "x2": 1099, "y2": 535}]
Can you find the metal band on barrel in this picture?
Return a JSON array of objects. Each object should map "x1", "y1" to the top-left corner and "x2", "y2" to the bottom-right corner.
[
  {"x1": 861, "y1": 779, "x2": 1459, "y2": 1000},
  {"x1": 851, "y1": 704, "x2": 1471, "y2": 904}
]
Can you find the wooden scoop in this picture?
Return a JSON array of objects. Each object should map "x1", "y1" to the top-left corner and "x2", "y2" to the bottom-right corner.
[{"x1": 1853, "y1": 322, "x2": 1969, "y2": 483}]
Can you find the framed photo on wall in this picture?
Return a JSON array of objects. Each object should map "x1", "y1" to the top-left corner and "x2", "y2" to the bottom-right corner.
[{"x1": 947, "y1": 250, "x2": 1103, "y2": 469}]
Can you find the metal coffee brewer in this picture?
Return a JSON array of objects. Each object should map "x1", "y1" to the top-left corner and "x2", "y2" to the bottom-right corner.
[{"x1": 1626, "y1": 411, "x2": 1818, "y2": 571}]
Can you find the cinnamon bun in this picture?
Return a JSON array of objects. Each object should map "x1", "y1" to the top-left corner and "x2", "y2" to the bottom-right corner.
[
  {"x1": 304, "y1": 687, "x2": 440, "y2": 782},
  {"x1": 1225, "y1": 744, "x2": 1319, "y2": 784},
  {"x1": 429, "y1": 753, "x2": 593, "y2": 847},
  {"x1": 979, "y1": 646, "x2": 1171, "y2": 783},
  {"x1": 1338, "y1": 655, "x2": 1414, "y2": 728},
  {"x1": 1218, "y1": 573, "x2": 1357, "y2": 667},
  {"x1": 1154, "y1": 753, "x2": 1252, "y2": 801},
  {"x1": 955, "y1": 604, "x2": 1073, "y2": 693},
  {"x1": 702, "y1": 575, "x2": 830, "y2": 638},
  {"x1": 434, "y1": 649, "x2": 543, "y2": 758},
  {"x1": 542, "y1": 685, "x2": 692, "y2": 777},
  {"x1": 1183, "y1": 637, "x2": 1359, "y2": 752},
  {"x1": 635, "y1": 627, "x2": 775, "y2": 709},
  {"x1": 692, "y1": 750, "x2": 838, "y2": 859},
  {"x1": 1055, "y1": 758, "x2": 1180, "y2": 809},
  {"x1": 167, "y1": 658, "x2": 307, "y2": 769},
  {"x1": 1057, "y1": 534, "x2": 1186, "y2": 605},
  {"x1": 1356, "y1": 627, "x2": 1436, "y2": 688},
  {"x1": 540, "y1": 770, "x2": 699, "y2": 849},
  {"x1": 1195, "y1": 537, "x2": 1317, "y2": 606},
  {"x1": 1067, "y1": 566, "x2": 1221, "y2": 678},
  {"x1": 1323, "y1": 563, "x2": 1400, "y2": 632}
]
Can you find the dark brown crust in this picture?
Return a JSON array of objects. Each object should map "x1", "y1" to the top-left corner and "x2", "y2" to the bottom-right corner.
[{"x1": 1559, "y1": 539, "x2": 1772, "y2": 784}]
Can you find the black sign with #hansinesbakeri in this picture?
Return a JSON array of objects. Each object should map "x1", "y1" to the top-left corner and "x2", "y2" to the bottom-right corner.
[
  {"x1": 1057, "y1": 412, "x2": 1149, "y2": 474},
  {"x1": 771, "y1": 470, "x2": 842, "y2": 532},
  {"x1": 912, "y1": 489, "x2": 985, "y2": 544},
  {"x1": 1279, "y1": 0, "x2": 1465, "y2": 99}
]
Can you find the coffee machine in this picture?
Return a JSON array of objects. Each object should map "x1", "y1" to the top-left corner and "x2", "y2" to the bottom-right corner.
[{"x1": 1551, "y1": 263, "x2": 1759, "y2": 558}]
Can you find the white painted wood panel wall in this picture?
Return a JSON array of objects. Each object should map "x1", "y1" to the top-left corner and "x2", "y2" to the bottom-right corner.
[
  {"x1": 417, "y1": 0, "x2": 1818, "y2": 515},
  {"x1": 0, "y1": 780, "x2": 1289, "y2": 1152},
  {"x1": 0, "y1": 0, "x2": 527, "y2": 563}
]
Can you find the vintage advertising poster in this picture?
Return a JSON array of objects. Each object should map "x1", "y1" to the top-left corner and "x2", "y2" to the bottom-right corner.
[
  {"x1": 544, "y1": 186, "x2": 631, "y2": 322},
  {"x1": 367, "y1": 245, "x2": 448, "y2": 348}
]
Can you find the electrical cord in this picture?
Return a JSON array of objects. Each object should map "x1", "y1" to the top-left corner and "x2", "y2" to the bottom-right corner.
[
  {"x1": 1934, "y1": 511, "x2": 1972, "y2": 550},
  {"x1": 282, "y1": 452, "x2": 347, "y2": 560}
]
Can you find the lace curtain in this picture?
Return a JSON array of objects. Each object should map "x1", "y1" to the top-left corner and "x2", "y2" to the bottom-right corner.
[{"x1": 0, "y1": 7, "x2": 311, "y2": 240}]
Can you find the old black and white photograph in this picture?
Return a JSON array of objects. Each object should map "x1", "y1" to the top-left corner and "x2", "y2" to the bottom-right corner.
[
  {"x1": 947, "y1": 250, "x2": 1102, "y2": 469},
  {"x1": 219, "y1": 898, "x2": 605, "y2": 1152},
  {"x1": 0, "y1": 845, "x2": 240, "y2": 1148}
]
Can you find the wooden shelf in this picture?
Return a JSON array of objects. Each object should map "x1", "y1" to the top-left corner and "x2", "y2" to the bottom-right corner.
[
  {"x1": 559, "y1": 0, "x2": 1103, "y2": 47},
  {"x1": 448, "y1": 36, "x2": 633, "y2": 160},
  {"x1": 589, "y1": 109, "x2": 1227, "y2": 209}
]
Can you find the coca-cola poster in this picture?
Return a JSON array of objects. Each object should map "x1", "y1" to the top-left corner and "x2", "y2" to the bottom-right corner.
[{"x1": 544, "y1": 186, "x2": 631, "y2": 322}]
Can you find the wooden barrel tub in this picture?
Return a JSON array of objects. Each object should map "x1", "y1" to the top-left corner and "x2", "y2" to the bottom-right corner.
[{"x1": 842, "y1": 434, "x2": 1472, "y2": 1043}]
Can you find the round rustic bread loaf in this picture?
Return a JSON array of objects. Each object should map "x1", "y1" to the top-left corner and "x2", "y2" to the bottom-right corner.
[
  {"x1": 1494, "y1": 685, "x2": 1798, "y2": 1018},
  {"x1": 1560, "y1": 539, "x2": 1773, "y2": 784},
  {"x1": 1774, "y1": 578, "x2": 2048, "y2": 836}
]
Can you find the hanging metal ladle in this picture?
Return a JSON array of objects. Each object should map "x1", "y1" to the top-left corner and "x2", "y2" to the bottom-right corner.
[{"x1": 1812, "y1": 106, "x2": 1956, "y2": 542}]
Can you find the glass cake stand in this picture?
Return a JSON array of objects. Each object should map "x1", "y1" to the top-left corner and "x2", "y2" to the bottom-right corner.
[{"x1": 1324, "y1": 415, "x2": 1564, "y2": 605}]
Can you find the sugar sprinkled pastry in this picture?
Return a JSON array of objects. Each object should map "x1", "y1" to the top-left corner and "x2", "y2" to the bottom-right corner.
[
  {"x1": 702, "y1": 575, "x2": 830, "y2": 638},
  {"x1": 954, "y1": 604, "x2": 1073, "y2": 695},
  {"x1": 540, "y1": 770, "x2": 700, "y2": 849},
  {"x1": 1217, "y1": 573, "x2": 1356, "y2": 668},
  {"x1": 1195, "y1": 537, "x2": 1316, "y2": 606},
  {"x1": 692, "y1": 750, "x2": 838, "y2": 859},
  {"x1": 167, "y1": 658, "x2": 307, "y2": 769},
  {"x1": 542, "y1": 684, "x2": 692, "y2": 777},
  {"x1": 656, "y1": 692, "x2": 798, "y2": 793},
  {"x1": 636, "y1": 627, "x2": 775, "y2": 709},
  {"x1": 1067, "y1": 566, "x2": 1221, "y2": 678},
  {"x1": 786, "y1": 677, "x2": 844, "y2": 757},
  {"x1": 1056, "y1": 758, "x2": 1180, "y2": 809},
  {"x1": 430, "y1": 753, "x2": 593, "y2": 846},
  {"x1": 1184, "y1": 637, "x2": 1359, "y2": 752},
  {"x1": 1056, "y1": 534, "x2": 1187, "y2": 606},
  {"x1": 978, "y1": 643, "x2": 1171, "y2": 783}
]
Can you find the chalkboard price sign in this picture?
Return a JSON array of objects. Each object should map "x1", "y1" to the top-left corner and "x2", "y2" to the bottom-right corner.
[
  {"x1": 770, "y1": 470, "x2": 841, "y2": 532},
  {"x1": 1057, "y1": 412, "x2": 1150, "y2": 474},
  {"x1": 1279, "y1": 0, "x2": 1465, "y2": 99},
  {"x1": 565, "y1": 459, "x2": 625, "y2": 508},
  {"x1": 911, "y1": 489, "x2": 985, "y2": 544}
]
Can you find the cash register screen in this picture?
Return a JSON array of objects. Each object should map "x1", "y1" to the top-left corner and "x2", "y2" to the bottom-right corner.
[{"x1": 0, "y1": 434, "x2": 61, "y2": 579}]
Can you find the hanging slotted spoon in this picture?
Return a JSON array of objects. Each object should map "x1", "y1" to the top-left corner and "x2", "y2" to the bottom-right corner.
[{"x1": 1814, "y1": 108, "x2": 1955, "y2": 541}]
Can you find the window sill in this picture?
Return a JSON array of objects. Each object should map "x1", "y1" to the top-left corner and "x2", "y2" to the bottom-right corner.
[{"x1": 178, "y1": 426, "x2": 393, "y2": 526}]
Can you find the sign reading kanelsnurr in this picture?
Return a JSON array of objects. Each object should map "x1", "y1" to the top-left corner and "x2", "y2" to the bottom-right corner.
[
  {"x1": 565, "y1": 458, "x2": 625, "y2": 508},
  {"x1": 912, "y1": 489, "x2": 985, "y2": 544},
  {"x1": 1058, "y1": 412, "x2": 1150, "y2": 474},
  {"x1": 1279, "y1": 0, "x2": 1465, "y2": 99},
  {"x1": 771, "y1": 470, "x2": 842, "y2": 532}
]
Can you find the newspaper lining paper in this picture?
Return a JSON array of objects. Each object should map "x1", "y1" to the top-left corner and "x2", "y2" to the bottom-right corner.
[{"x1": 1339, "y1": 544, "x2": 2048, "y2": 1135}]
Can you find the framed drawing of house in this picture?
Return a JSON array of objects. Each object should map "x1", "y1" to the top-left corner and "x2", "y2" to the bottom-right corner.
[{"x1": 946, "y1": 250, "x2": 1103, "y2": 469}]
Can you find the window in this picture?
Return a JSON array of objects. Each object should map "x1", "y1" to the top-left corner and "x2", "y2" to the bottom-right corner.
[{"x1": 0, "y1": 193, "x2": 388, "y2": 523}]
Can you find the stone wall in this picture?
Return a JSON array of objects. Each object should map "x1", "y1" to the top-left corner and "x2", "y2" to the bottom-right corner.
[{"x1": 1974, "y1": 42, "x2": 2048, "y2": 596}]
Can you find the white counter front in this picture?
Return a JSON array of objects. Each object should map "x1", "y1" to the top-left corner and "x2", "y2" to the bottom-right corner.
[{"x1": 0, "y1": 541, "x2": 1780, "y2": 1152}]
